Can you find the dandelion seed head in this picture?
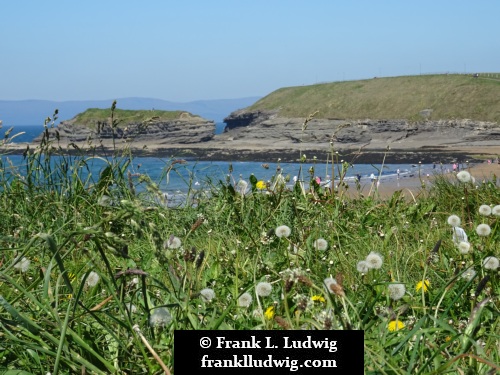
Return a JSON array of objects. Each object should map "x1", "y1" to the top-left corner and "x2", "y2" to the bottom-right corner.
[
  {"x1": 461, "y1": 267, "x2": 476, "y2": 281},
  {"x1": 199, "y1": 288, "x2": 216, "y2": 302},
  {"x1": 483, "y1": 256, "x2": 499, "y2": 270},
  {"x1": 256, "y1": 281, "x2": 273, "y2": 297},
  {"x1": 323, "y1": 277, "x2": 337, "y2": 294},
  {"x1": 452, "y1": 227, "x2": 468, "y2": 244},
  {"x1": 365, "y1": 252, "x2": 383, "y2": 269},
  {"x1": 149, "y1": 307, "x2": 172, "y2": 328},
  {"x1": 238, "y1": 292, "x2": 253, "y2": 307},
  {"x1": 235, "y1": 179, "x2": 248, "y2": 195},
  {"x1": 387, "y1": 283, "x2": 406, "y2": 301},
  {"x1": 313, "y1": 238, "x2": 328, "y2": 251},
  {"x1": 478, "y1": 204, "x2": 492, "y2": 216},
  {"x1": 475, "y1": 223, "x2": 491, "y2": 237},
  {"x1": 275, "y1": 225, "x2": 291, "y2": 238},
  {"x1": 457, "y1": 241, "x2": 471, "y2": 255},
  {"x1": 85, "y1": 271, "x2": 100, "y2": 288},
  {"x1": 356, "y1": 260, "x2": 369, "y2": 274},
  {"x1": 164, "y1": 235, "x2": 182, "y2": 249},
  {"x1": 456, "y1": 170, "x2": 471, "y2": 183},
  {"x1": 492, "y1": 205, "x2": 500, "y2": 216},
  {"x1": 447, "y1": 215, "x2": 461, "y2": 227},
  {"x1": 13, "y1": 257, "x2": 30, "y2": 273}
]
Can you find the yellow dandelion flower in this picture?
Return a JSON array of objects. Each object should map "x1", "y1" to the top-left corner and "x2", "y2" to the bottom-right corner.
[
  {"x1": 311, "y1": 295, "x2": 326, "y2": 303},
  {"x1": 388, "y1": 320, "x2": 405, "y2": 332},
  {"x1": 416, "y1": 279, "x2": 430, "y2": 293},
  {"x1": 256, "y1": 180, "x2": 266, "y2": 190},
  {"x1": 67, "y1": 272, "x2": 76, "y2": 283},
  {"x1": 264, "y1": 306, "x2": 275, "y2": 320}
]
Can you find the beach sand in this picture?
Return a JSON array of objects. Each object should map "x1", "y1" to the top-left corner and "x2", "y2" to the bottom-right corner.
[{"x1": 358, "y1": 160, "x2": 500, "y2": 200}]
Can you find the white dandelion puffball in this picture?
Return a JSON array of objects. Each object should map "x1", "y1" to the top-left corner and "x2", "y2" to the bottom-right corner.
[
  {"x1": 85, "y1": 271, "x2": 100, "y2": 288},
  {"x1": 457, "y1": 241, "x2": 471, "y2": 255},
  {"x1": 238, "y1": 292, "x2": 253, "y2": 307},
  {"x1": 452, "y1": 227, "x2": 468, "y2": 245},
  {"x1": 365, "y1": 252, "x2": 384, "y2": 269},
  {"x1": 235, "y1": 179, "x2": 248, "y2": 195},
  {"x1": 275, "y1": 225, "x2": 291, "y2": 238},
  {"x1": 475, "y1": 223, "x2": 491, "y2": 237},
  {"x1": 149, "y1": 307, "x2": 172, "y2": 328},
  {"x1": 483, "y1": 256, "x2": 499, "y2": 270},
  {"x1": 200, "y1": 288, "x2": 216, "y2": 302},
  {"x1": 447, "y1": 215, "x2": 461, "y2": 227},
  {"x1": 313, "y1": 238, "x2": 328, "y2": 251},
  {"x1": 460, "y1": 267, "x2": 476, "y2": 282},
  {"x1": 478, "y1": 205, "x2": 492, "y2": 216},
  {"x1": 323, "y1": 277, "x2": 338, "y2": 294},
  {"x1": 356, "y1": 260, "x2": 369, "y2": 274},
  {"x1": 387, "y1": 283, "x2": 406, "y2": 301},
  {"x1": 164, "y1": 235, "x2": 182, "y2": 249},
  {"x1": 456, "y1": 170, "x2": 471, "y2": 183},
  {"x1": 492, "y1": 205, "x2": 500, "y2": 216},
  {"x1": 13, "y1": 257, "x2": 31, "y2": 273},
  {"x1": 256, "y1": 281, "x2": 273, "y2": 297}
]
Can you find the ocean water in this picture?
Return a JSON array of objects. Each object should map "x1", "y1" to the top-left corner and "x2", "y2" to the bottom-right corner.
[{"x1": 1, "y1": 125, "x2": 437, "y2": 196}]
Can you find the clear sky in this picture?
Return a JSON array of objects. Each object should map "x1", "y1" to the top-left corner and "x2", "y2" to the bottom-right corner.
[{"x1": 1, "y1": 0, "x2": 499, "y2": 102}]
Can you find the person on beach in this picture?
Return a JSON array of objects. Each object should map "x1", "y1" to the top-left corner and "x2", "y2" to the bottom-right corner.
[
  {"x1": 453, "y1": 163, "x2": 457, "y2": 172},
  {"x1": 397, "y1": 168, "x2": 400, "y2": 179},
  {"x1": 370, "y1": 173, "x2": 376, "y2": 182}
]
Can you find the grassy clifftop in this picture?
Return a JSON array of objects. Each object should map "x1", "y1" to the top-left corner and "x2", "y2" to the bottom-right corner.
[
  {"x1": 249, "y1": 74, "x2": 500, "y2": 122},
  {"x1": 72, "y1": 108, "x2": 199, "y2": 128}
]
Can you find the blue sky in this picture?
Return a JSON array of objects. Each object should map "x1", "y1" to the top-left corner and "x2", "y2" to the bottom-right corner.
[{"x1": 1, "y1": 0, "x2": 499, "y2": 102}]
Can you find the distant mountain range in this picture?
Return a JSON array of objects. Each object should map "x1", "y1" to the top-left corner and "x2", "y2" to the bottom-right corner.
[{"x1": 0, "y1": 96, "x2": 261, "y2": 126}]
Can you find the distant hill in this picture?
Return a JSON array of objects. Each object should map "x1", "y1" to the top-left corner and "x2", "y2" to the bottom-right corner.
[
  {"x1": 247, "y1": 73, "x2": 500, "y2": 123},
  {"x1": 0, "y1": 96, "x2": 261, "y2": 126}
]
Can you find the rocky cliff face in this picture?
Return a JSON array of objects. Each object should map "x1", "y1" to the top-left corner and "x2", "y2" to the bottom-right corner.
[
  {"x1": 35, "y1": 113, "x2": 216, "y2": 145},
  {"x1": 221, "y1": 109, "x2": 500, "y2": 150}
]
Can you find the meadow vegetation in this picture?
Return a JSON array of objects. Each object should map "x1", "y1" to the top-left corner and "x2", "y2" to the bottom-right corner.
[
  {"x1": 250, "y1": 73, "x2": 500, "y2": 123},
  {"x1": 0, "y1": 110, "x2": 499, "y2": 374}
]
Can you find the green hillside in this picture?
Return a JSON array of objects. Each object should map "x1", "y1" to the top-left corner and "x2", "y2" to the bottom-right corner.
[
  {"x1": 249, "y1": 73, "x2": 500, "y2": 122},
  {"x1": 72, "y1": 108, "x2": 197, "y2": 129}
]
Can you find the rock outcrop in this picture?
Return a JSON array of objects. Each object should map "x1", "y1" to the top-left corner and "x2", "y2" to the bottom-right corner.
[
  {"x1": 220, "y1": 109, "x2": 500, "y2": 150},
  {"x1": 34, "y1": 112, "x2": 216, "y2": 145}
]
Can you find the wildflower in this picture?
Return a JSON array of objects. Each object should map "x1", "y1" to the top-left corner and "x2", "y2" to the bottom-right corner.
[
  {"x1": 199, "y1": 288, "x2": 216, "y2": 302},
  {"x1": 387, "y1": 283, "x2": 406, "y2": 301},
  {"x1": 256, "y1": 180, "x2": 266, "y2": 190},
  {"x1": 483, "y1": 256, "x2": 499, "y2": 270},
  {"x1": 452, "y1": 227, "x2": 468, "y2": 244},
  {"x1": 492, "y1": 205, "x2": 500, "y2": 216},
  {"x1": 457, "y1": 241, "x2": 471, "y2": 255},
  {"x1": 478, "y1": 204, "x2": 492, "y2": 216},
  {"x1": 461, "y1": 267, "x2": 476, "y2": 281},
  {"x1": 13, "y1": 257, "x2": 30, "y2": 273},
  {"x1": 238, "y1": 292, "x2": 253, "y2": 307},
  {"x1": 164, "y1": 235, "x2": 182, "y2": 249},
  {"x1": 388, "y1": 320, "x2": 405, "y2": 332},
  {"x1": 313, "y1": 238, "x2": 328, "y2": 251},
  {"x1": 447, "y1": 215, "x2": 461, "y2": 227},
  {"x1": 356, "y1": 260, "x2": 369, "y2": 273},
  {"x1": 275, "y1": 225, "x2": 291, "y2": 238},
  {"x1": 416, "y1": 279, "x2": 430, "y2": 293},
  {"x1": 256, "y1": 281, "x2": 273, "y2": 297},
  {"x1": 311, "y1": 295, "x2": 326, "y2": 303},
  {"x1": 365, "y1": 252, "x2": 383, "y2": 269},
  {"x1": 323, "y1": 277, "x2": 337, "y2": 294},
  {"x1": 149, "y1": 307, "x2": 172, "y2": 328},
  {"x1": 475, "y1": 223, "x2": 491, "y2": 237},
  {"x1": 264, "y1": 306, "x2": 275, "y2": 320},
  {"x1": 456, "y1": 170, "x2": 471, "y2": 183},
  {"x1": 85, "y1": 271, "x2": 100, "y2": 288},
  {"x1": 235, "y1": 179, "x2": 248, "y2": 195}
]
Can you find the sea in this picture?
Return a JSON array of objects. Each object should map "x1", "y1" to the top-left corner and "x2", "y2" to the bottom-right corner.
[{"x1": 1, "y1": 124, "x2": 438, "y2": 199}]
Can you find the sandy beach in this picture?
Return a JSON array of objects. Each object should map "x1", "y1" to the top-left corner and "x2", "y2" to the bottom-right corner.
[{"x1": 363, "y1": 159, "x2": 500, "y2": 199}]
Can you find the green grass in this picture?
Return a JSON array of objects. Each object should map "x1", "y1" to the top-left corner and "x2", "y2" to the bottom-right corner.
[
  {"x1": 72, "y1": 107, "x2": 198, "y2": 129},
  {"x1": 249, "y1": 73, "x2": 500, "y2": 123},
  {"x1": 0, "y1": 113, "x2": 499, "y2": 374}
]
